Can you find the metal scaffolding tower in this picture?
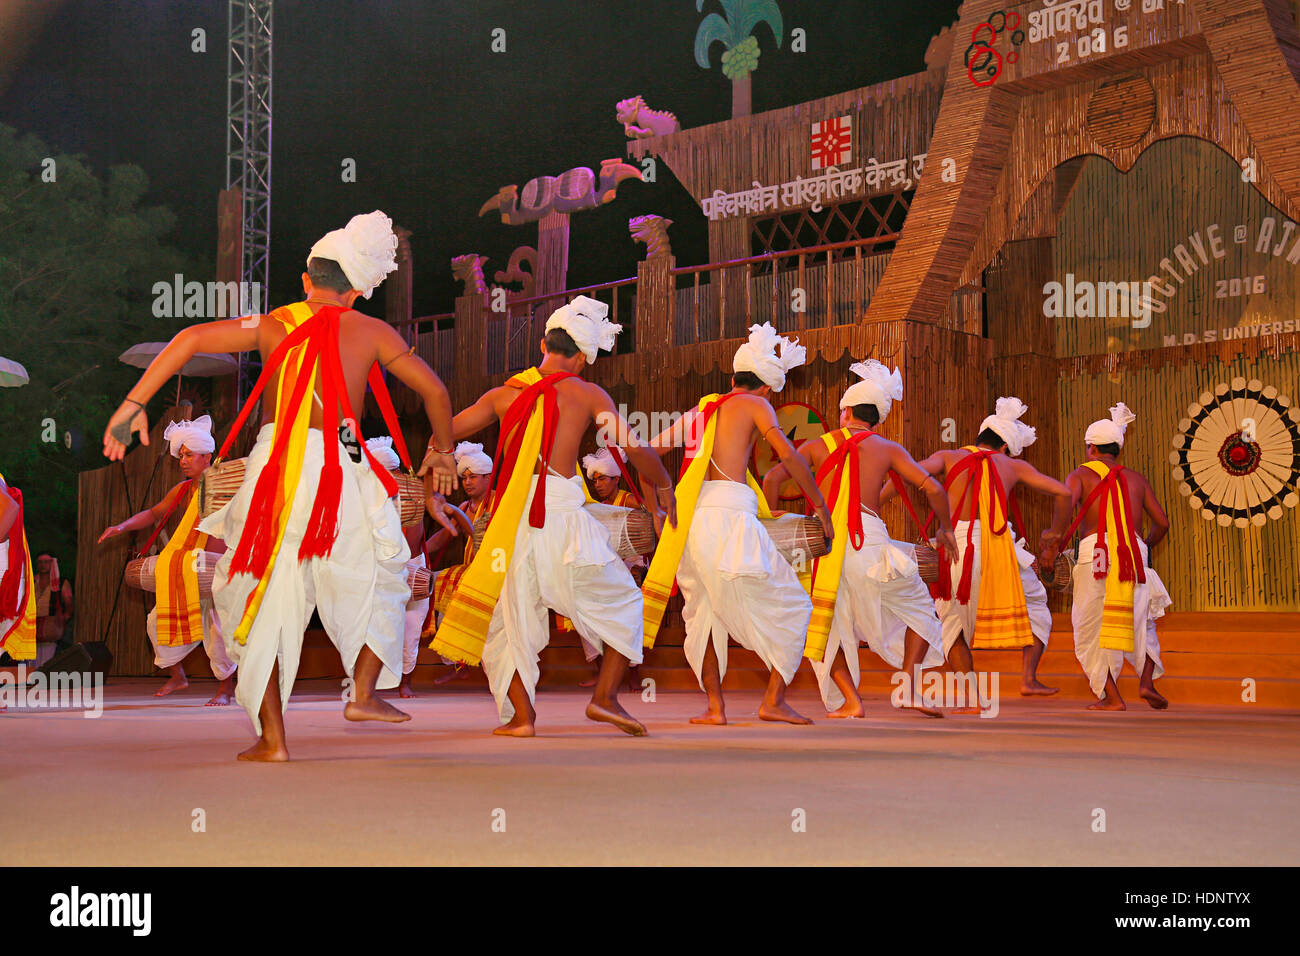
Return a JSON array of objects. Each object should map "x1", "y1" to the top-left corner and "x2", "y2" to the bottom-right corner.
[{"x1": 226, "y1": 0, "x2": 273, "y2": 403}]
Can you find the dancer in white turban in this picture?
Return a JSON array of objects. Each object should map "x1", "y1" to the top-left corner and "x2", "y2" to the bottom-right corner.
[
  {"x1": 647, "y1": 323, "x2": 832, "y2": 725},
  {"x1": 763, "y1": 360, "x2": 956, "y2": 717},
  {"x1": 897, "y1": 397, "x2": 1071, "y2": 709},
  {"x1": 1051, "y1": 403, "x2": 1172, "y2": 710},
  {"x1": 430, "y1": 307, "x2": 675, "y2": 737},
  {"x1": 103, "y1": 210, "x2": 459, "y2": 760},
  {"x1": 98, "y1": 414, "x2": 237, "y2": 704}
]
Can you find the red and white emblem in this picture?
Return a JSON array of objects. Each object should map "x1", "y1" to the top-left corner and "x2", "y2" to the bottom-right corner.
[{"x1": 810, "y1": 115, "x2": 852, "y2": 170}]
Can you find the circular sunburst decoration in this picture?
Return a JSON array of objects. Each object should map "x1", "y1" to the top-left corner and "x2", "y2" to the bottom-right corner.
[{"x1": 1170, "y1": 378, "x2": 1300, "y2": 528}]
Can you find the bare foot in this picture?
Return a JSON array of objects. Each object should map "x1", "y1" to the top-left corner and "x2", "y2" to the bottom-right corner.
[
  {"x1": 1139, "y1": 686, "x2": 1168, "y2": 710},
  {"x1": 690, "y1": 707, "x2": 727, "y2": 725},
  {"x1": 398, "y1": 676, "x2": 417, "y2": 699},
  {"x1": 759, "y1": 701, "x2": 814, "y2": 725},
  {"x1": 899, "y1": 700, "x2": 944, "y2": 718},
  {"x1": 205, "y1": 690, "x2": 232, "y2": 706},
  {"x1": 826, "y1": 699, "x2": 865, "y2": 719},
  {"x1": 344, "y1": 696, "x2": 412, "y2": 723},
  {"x1": 433, "y1": 664, "x2": 465, "y2": 686},
  {"x1": 492, "y1": 714, "x2": 535, "y2": 737},
  {"x1": 1087, "y1": 697, "x2": 1126, "y2": 711},
  {"x1": 585, "y1": 700, "x2": 647, "y2": 736},
  {"x1": 1019, "y1": 679, "x2": 1059, "y2": 696},
  {"x1": 237, "y1": 737, "x2": 289, "y2": 762},
  {"x1": 155, "y1": 674, "x2": 188, "y2": 698}
]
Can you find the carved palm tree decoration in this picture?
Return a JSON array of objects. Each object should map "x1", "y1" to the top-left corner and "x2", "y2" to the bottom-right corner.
[{"x1": 693, "y1": 0, "x2": 784, "y2": 118}]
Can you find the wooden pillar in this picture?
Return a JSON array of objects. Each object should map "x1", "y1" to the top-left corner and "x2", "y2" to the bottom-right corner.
[
  {"x1": 213, "y1": 188, "x2": 243, "y2": 424},
  {"x1": 635, "y1": 254, "x2": 674, "y2": 361},
  {"x1": 387, "y1": 226, "x2": 414, "y2": 343},
  {"x1": 454, "y1": 293, "x2": 488, "y2": 412}
]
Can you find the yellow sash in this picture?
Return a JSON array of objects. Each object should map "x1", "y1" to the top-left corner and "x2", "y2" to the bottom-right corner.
[
  {"x1": 154, "y1": 487, "x2": 209, "y2": 647},
  {"x1": 641, "y1": 393, "x2": 771, "y2": 649},
  {"x1": 1083, "y1": 460, "x2": 1138, "y2": 652},
  {"x1": 967, "y1": 449, "x2": 1034, "y2": 649},
  {"x1": 230, "y1": 301, "x2": 318, "y2": 644},
  {"x1": 423, "y1": 498, "x2": 489, "y2": 630},
  {"x1": 803, "y1": 429, "x2": 854, "y2": 663},
  {"x1": 431, "y1": 368, "x2": 548, "y2": 665},
  {"x1": 0, "y1": 472, "x2": 36, "y2": 661}
]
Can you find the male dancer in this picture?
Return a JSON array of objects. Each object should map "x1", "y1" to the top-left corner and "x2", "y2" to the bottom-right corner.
[
  {"x1": 1050, "y1": 403, "x2": 1171, "y2": 710},
  {"x1": 103, "y1": 211, "x2": 458, "y2": 760},
  {"x1": 99, "y1": 415, "x2": 237, "y2": 704},
  {"x1": 762, "y1": 360, "x2": 957, "y2": 718},
  {"x1": 432, "y1": 295, "x2": 675, "y2": 737},
  {"x1": 901, "y1": 398, "x2": 1070, "y2": 707},
  {"x1": 646, "y1": 323, "x2": 832, "y2": 726}
]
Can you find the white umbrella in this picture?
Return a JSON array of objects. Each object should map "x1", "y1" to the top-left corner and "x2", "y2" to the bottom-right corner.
[
  {"x1": 0, "y1": 355, "x2": 29, "y2": 387},
  {"x1": 119, "y1": 343, "x2": 239, "y2": 404}
]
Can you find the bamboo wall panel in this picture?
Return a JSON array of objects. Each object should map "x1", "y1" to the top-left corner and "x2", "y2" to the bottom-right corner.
[
  {"x1": 987, "y1": 239, "x2": 1061, "y2": 546},
  {"x1": 1055, "y1": 136, "x2": 1300, "y2": 357},
  {"x1": 628, "y1": 73, "x2": 945, "y2": 264},
  {"x1": 960, "y1": 52, "x2": 1300, "y2": 295},
  {"x1": 1058, "y1": 350, "x2": 1300, "y2": 610}
]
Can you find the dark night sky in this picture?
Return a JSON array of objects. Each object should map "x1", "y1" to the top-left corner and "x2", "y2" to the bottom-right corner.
[{"x1": 1, "y1": 0, "x2": 962, "y2": 317}]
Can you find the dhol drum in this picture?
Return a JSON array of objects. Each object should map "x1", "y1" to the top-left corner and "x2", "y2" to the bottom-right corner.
[
  {"x1": 1034, "y1": 549, "x2": 1075, "y2": 592},
  {"x1": 124, "y1": 552, "x2": 221, "y2": 599},
  {"x1": 471, "y1": 503, "x2": 657, "y2": 562},
  {"x1": 913, "y1": 540, "x2": 940, "y2": 584},
  {"x1": 199, "y1": 458, "x2": 425, "y2": 526},
  {"x1": 409, "y1": 566, "x2": 432, "y2": 602},
  {"x1": 759, "y1": 513, "x2": 830, "y2": 566}
]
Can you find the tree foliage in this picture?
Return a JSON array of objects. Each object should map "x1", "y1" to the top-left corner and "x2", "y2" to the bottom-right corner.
[{"x1": 0, "y1": 123, "x2": 201, "y2": 569}]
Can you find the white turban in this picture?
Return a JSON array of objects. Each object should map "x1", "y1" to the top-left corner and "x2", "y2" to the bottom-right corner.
[
  {"x1": 582, "y1": 447, "x2": 622, "y2": 479},
  {"x1": 732, "y1": 322, "x2": 807, "y2": 392},
  {"x1": 307, "y1": 210, "x2": 399, "y2": 299},
  {"x1": 163, "y1": 415, "x2": 215, "y2": 458},
  {"x1": 840, "y1": 359, "x2": 903, "y2": 422},
  {"x1": 365, "y1": 436, "x2": 401, "y2": 471},
  {"x1": 454, "y1": 441, "x2": 493, "y2": 476},
  {"x1": 544, "y1": 295, "x2": 621, "y2": 364},
  {"x1": 1085, "y1": 402, "x2": 1136, "y2": 448},
  {"x1": 979, "y1": 396, "x2": 1037, "y2": 457}
]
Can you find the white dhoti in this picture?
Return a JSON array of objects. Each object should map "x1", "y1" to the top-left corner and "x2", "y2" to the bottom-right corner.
[
  {"x1": 677, "y1": 481, "x2": 811, "y2": 688},
  {"x1": 146, "y1": 599, "x2": 237, "y2": 679},
  {"x1": 810, "y1": 510, "x2": 944, "y2": 711},
  {"x1": 200, "y1": 424, "x2": 411, "y2": 733},
  {"x1": 481, "y1": 474, "x2": 643, "y2": 722},
  {"x1": 934, "y1": 519, "x2": 1052, "y2": 656},
  {"x1": 1071, "y1": 534, "x2": 1171, "y2": 698},
  {"x1": 402, "y1": 553, "x2": 430, "y2": 676}
]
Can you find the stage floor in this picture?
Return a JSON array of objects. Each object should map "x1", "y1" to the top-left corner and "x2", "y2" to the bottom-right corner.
[{"x1": 2, "y1": 679, "x2": 1296, "y2": 866}]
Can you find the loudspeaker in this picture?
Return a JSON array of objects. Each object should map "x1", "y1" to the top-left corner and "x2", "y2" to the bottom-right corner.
[{"x1": 30, "y1": 641, "x2": 113, "y2": 680}]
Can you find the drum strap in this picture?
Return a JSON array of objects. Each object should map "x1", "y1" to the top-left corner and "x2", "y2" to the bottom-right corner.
[{"x1": 135, "y1": 479, "x2": 195, "y2": 558}]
